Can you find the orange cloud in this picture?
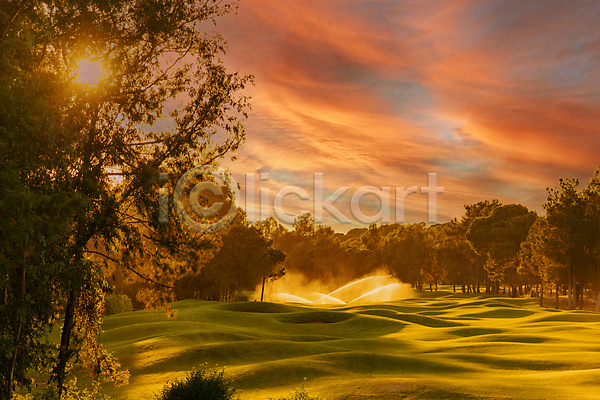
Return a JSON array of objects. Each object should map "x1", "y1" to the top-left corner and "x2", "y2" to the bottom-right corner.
[{"x1": 213, "y1": 0, "x2": 600, "y2": 230}]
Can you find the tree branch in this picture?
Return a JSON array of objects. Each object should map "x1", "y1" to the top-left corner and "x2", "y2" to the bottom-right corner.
[{"x1": 84, "y1": 249, "x2": 174, "y2": 289}]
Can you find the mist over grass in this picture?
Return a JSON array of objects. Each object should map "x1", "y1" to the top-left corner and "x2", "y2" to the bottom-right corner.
[{"x1": 94, "y1": 289, "x2": 600, "y2": 400}]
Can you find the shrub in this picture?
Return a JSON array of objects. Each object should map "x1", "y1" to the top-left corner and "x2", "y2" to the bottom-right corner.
[
  {"x1": 104, "y1": 294, "x2": 133, "y2": 315},
  {"x1": 157, "y1": 370, "x2": 236, "y2": 400}
]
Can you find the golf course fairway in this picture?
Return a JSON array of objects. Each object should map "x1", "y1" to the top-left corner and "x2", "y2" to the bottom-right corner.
[{"x1": 96, "y1": 291, "x2": 600, "y2": 399}]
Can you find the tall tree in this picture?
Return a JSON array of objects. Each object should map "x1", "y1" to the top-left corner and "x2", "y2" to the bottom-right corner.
[
  {"x1": 293, "y1": 212, "x2": 316, "y2": 236},
  {"x1": 254, "y1": 216, "x2": 287, "y2": 242},
  {"x1": 384, "y1": 223, "x2": 432, "y2": 290},
  {"x1": 519, "y1": 217, "x2": 559, "y2": 307},
  {"x1": 202, "y1": 225, "x2": 285, "y2": 301},
  {"x1": 0, "y1": 0, "x2": 250, "y2": 397},
  {"x1": 0, "y1": 50, "x2": 86, "y2": 400},
  {"x1": 543, "y1": 178, "x2": 597, "y2": 310},
  {"x1": 466, "y1": 204, "x2": 537, "y2": 297},
  {"x1": 584, "y1": 167, "x2": 600, "y2": 312},
  {"x1": 434, "y1": 219, "x2": 476, "y2": 293},
  {"x1": 462, "y1": 199, "x2": 502, "y2": 293}
]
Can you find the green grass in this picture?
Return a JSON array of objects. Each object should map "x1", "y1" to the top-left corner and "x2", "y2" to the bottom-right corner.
[{"x1": 92, "y1": 291, "x2": 600, "y2": 400}]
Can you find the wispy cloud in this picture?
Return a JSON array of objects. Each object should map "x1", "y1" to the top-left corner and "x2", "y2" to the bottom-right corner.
[{"x1": 215, "y1": 0, "x2": 600, "y2": 230}]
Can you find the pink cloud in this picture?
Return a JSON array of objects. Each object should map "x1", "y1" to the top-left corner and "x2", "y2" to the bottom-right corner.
[{"x1": 211, "y1": 0, "x2": 600, "y2": 230}]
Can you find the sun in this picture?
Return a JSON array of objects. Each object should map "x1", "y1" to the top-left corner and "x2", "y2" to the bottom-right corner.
[{"x1": 77, "y1": 59, "x2": 103, "y2": 84}]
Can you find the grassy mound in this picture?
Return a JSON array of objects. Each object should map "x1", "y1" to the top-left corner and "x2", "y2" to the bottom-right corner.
[
  {"x1": 450, "y1": 327, "x2": 505, "y2": 337},
  {"x1": 89, "y1": 290, "x2": 600, "y2": 400},
  {"x1": 218, "y1": 302, "x2": 299, "y2": 313},
  {"x1": 276, "y1": 311, "x2": 354, "y2": 324}
]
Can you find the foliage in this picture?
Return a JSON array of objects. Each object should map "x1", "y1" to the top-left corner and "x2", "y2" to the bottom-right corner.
[
  {"x1": 13, "y1": 378, "x2": 113, "y2": 400},
  {"x1": 156, "y1": 370, "x2": 236, "y2": 400},
  {"x1": 537, "y1": 175, "x2": 600, "y2": 309},
  {"x1": 0, "y1": 0, "x2": 250, "y2": 397},
  {"x1": 467, "y1": 204, "x2": 537, "y2": 286},
  {"x1": 254, "y1": 217, "x2": 288, "y2": 241},
  {"x1": 0, "y1": 56, "x2": 84, "y2": 399},
  {"x1": 293, "y1": 213, "x2": 316, "y2": 237},
  {"x1": 103, "y1": 294, "x2": 133, "y2": 316},
  {"x1": 175, "y1": 225, "x2": 286, "y2": 301}
]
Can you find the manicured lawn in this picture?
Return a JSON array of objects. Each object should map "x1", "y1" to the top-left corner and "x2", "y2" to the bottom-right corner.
[{"x1": 95, "y1": 290, "x2": 600, "y2": 399}]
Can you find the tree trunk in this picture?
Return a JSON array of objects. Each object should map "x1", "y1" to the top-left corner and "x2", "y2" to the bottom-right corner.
[
  {"x1": 475, "y1": 256, "x2": 480, "y2": 294},
  {"x1": 6, "y1": 266, "x2": 26, "y2": 400},
  {"x1": 52, "y1": 290, "x2": 77, "y2": 398},
  {"x1": 7, "y1": 318, "x2": 22, "y2": 400},
  {"x1": 261, "y1": 276, "x2": 266, "y2": 302},
  {"x1": 539, "y1": 282, "x2": 544, "y2": 307},
  {"x1": 568, "y1": 267, "x2": 574, "y2": 310},
  {"x1": 555, "y1": 282, "x2": 560, "y2": 309},
  {"x1": 597, "y1": 258, "x2": 600, "y2": 313},
  {"x1": 597, "y1": 282, "x2": 600, "y2": 313}
]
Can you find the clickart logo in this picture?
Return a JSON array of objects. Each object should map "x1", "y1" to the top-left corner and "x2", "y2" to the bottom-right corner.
[
  {"x1": 159, "y1": 165, "x2": 239, "y2": 234},
  {"x1": 160, "y1": 166, "x2": 444, "y2": 232}
]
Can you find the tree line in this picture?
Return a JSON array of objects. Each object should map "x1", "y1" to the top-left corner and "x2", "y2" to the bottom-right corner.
[
  {"x1": 256, "y1": 167, "x2": 600, "y2": 313},
  {"x1": 140, "y1": 166, "x2": 600, "y2": 316}
]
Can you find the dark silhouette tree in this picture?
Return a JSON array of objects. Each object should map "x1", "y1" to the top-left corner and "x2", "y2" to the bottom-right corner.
[
  {"x1": 467, "y1": 204, "x2": 537, "y2": 297},
  {"x1": 543, "y1": 178, "x2": 596, "y2": 309},
  {"x1": 462, "y1": 199, "x2": 502, "y2": 293},
  {"x1": 0, "y1": 0, "x2": 250, "y2": 397},
  {"x1": 202, "y1": 225, "x2": 285, "y2": 301}
]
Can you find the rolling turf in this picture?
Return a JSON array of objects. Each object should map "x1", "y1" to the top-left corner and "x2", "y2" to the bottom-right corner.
[{"x1": 95, "y1": 290, "x2": 600, "y2": 399}]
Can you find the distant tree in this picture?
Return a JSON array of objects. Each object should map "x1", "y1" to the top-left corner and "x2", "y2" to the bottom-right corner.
[
  {"x1": 462, "y1": 199, "x2": 502, "y2": 293},
  {"x1": 584, "y1": 167, "x2": 600, "y2": 312},
  {"x1": 434, "y1": 220, "x2": 476, "y2": 293},
  {"x1": 260, "y1": 266, "x2": 286, "y2": 302},
  {"x1": 284, "y1": 227, "x2": 341, "y2": 284},
  {"x1": 254, "y1": 217, "x2": 287, "y2": 242},
  {"x1": 202, "y1": 225, "x2": 285, "y2": 301},
  {"x1": 293, "y1": 212, "x2": 316, "y2": 236},
  {"x1": 518, "y1": 217, "x2": 558, "y2": 306},
  {"x1": 462, "y1": 199, "x2": 502, "y2": 226},
  {"x1": 384, "y1": 223, "x2": 432, "y2": 290},
  {"x1": 467, "y1": 204, "x2": 537, "y2": 297},
  {"x1": 543, "y1": 178, "x2": 597, "y2": 309}
]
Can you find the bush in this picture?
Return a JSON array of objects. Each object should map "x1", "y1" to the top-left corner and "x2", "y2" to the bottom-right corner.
[
  {"x1": 104, "y1": 294, "x2": 133, "y2": 315},
  {"x1": 157, "y1": 370, "x2": 236, "y2": 400}
]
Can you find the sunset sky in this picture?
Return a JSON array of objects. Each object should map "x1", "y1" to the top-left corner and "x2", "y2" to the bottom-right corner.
[{"x1": 214, "y1": 0, "x2": 600, "y2": 231}]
